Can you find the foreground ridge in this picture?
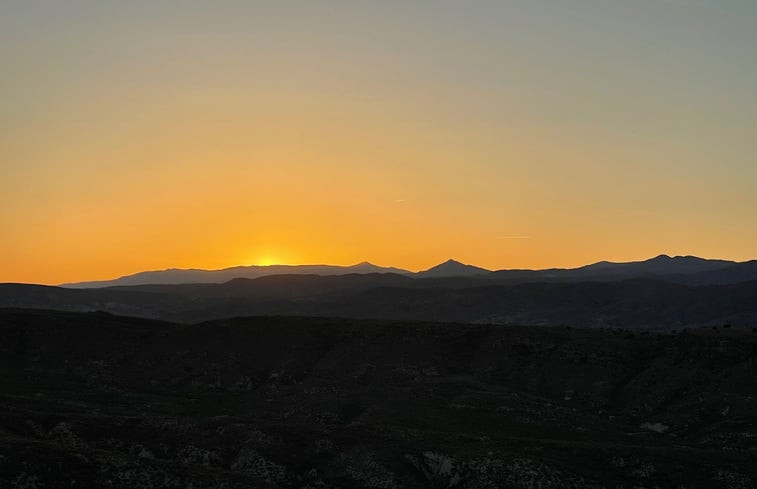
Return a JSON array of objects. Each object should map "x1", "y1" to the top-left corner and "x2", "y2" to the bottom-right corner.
[
  {"x1": 3, "y1": 274, "x2": 757, "y2": 328},
  {"x1": 1, "y1": 309, "x2": 755, "y2": 488}
]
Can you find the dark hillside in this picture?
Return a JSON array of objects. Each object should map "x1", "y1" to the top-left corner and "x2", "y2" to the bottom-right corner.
[
  {"x1": 3, "y1": 278, "x2": 757, "y2": 328},
  {"x1": 1, "y1": 309, "x2": 755, "y2": 488}
]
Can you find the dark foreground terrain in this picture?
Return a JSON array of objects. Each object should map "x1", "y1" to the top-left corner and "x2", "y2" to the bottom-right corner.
[
  {"x1": 3, "y1": 276, "x2": 757, "y2": 329},
  {"x1": 1, "y1": 309, "x2": 756, "y2": 488}
]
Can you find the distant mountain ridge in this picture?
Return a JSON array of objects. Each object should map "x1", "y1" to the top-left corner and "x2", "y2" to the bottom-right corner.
[
  {"x1": 489, "y1": 254, "x2": 747, "y2": 283},
  {"x1": 5, "y1": 254, "x2": 757, "y2": 328},
  {"x1": 60, "y1": 255, "x2": 755, "y2": 288},
  {"x1": 578, "y1": 254, "x2": 734, "y2": 275},
  {"x1": 64, "y1": 262, "x2": 413, "y2": 288}
]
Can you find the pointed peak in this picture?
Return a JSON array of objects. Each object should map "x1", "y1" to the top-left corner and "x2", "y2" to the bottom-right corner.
[
  {"x1": 418, "y1": 259, "x2": 491, "y2": 277},
  {"x1": 649, "y1": 254, "x2": 709, "y2": 262},
  {"x1": 652, "y1": 254, "x2": 672, "y2": 260}
]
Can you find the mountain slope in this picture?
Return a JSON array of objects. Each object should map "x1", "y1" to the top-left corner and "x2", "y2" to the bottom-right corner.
[
  {"x1": 576, "y1": 254, "x2": 735, "y2": 276},
  {"x1": 417, "y1": 259, "x2": 491, "y2": 278},
  {"x1": 62, "y1": 255, "x2": 752, "y2": 288},
  {"x1": 678, "y1": 260, "x2": 757, "y2": 285},
  {"x1": 489, "y1": 255, "x2": 742, "y2": 283},
  {"x1": 4, "y1": 277, "x2": 757, "y2": 328},
  {"x1": 64, "y1": 262, "x2": 413, "y2": 288}
]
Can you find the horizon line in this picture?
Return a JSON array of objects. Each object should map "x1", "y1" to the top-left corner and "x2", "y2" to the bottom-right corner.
[{"x1": 34, "y1": 252, "x2": 752, "y2": 287}]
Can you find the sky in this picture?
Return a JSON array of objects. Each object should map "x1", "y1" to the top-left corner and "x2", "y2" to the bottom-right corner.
[{"x1": 2, "y1": 0, "x2": 756, "y2": 284}]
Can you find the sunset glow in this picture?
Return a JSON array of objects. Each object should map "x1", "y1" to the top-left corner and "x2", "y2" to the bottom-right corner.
[
  {"x1": 2, "y1": 1, "x2": 756, "y2": 285},
  {"x1": 254, "y1": 256, "x2": 284, "y2": 267}
]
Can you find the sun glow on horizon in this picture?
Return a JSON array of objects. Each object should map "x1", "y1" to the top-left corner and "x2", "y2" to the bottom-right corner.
[
  {"x1": 251, "y1": 256, "x2": 282, "y2": 267},
  {"x1": 246, "y1": 248, "x2": 303, "y2": 267},
  {"x1": 1, "y1": 1, "x2": 756, "y2": 285}
]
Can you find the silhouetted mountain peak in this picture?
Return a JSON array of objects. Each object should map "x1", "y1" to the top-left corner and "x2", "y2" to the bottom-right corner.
[
  {"x1": 418, "y1": 259, "x2": 491, "y2": 278},
  {"x1": 579, "y1": 254, "x2": 735, "y2": 277},
  {"x1": 651, "y1": 254, "x2": 715, "y2": 263},
  {"x1": 652, "y1": 254, "x2": 673, "y2": 261},
  {"x1": 61, "y1": 255, "x2": 748, "y2": 289},
  {"x1": 347, "y1": 261, "x2": 412, "y2": 275},
  {"x1": 64, "y1": 262, "x2": 414, "y2": 288}
]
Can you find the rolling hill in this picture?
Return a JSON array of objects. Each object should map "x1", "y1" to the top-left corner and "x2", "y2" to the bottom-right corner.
[
  {"x1": 3, "y1": 275, "x2": 757, "y2": 329},
  {"x1": 1, "y1": 309, "x2": 755, "y2": 488}
]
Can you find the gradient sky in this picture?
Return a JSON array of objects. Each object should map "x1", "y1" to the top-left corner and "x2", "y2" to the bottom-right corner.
[{"x1": 2, "y1": 1, "x2": 756, "y2": 284}]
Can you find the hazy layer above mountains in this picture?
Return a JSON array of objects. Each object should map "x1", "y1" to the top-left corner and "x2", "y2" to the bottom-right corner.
[{"x1": 61, "y1": 255, "x2": 756, "y2": 288}]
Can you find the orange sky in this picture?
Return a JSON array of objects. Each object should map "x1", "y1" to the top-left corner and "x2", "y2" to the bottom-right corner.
[{"x1": 2, "y1": 2, "x2": 756, "y2": 285}]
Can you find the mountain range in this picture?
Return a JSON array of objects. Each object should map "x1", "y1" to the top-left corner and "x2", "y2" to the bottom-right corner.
[
  {"x1": 63, "y1": 261, "x2": 413, "y2": 288},
  {"x1": 62, "y1": 254, "x2": 757, "y2": 288},
  {"x1": 2, "y1": 254, "x2": 757, "y2": 329},
  {"x1": 4, "y1": 257, "x2": 757, "y2": 486}
]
